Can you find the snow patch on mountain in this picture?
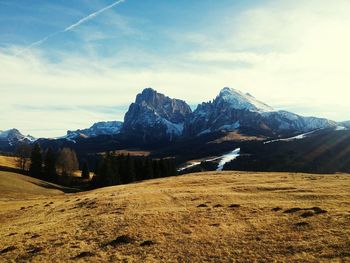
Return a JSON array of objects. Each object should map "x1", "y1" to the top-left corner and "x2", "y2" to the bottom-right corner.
[
  {"x1": 218, "y1": 121, "x2": 240, "y2": 131},
  {"x1": 219, "y1": 87, "x2": 274, "y2": 112},
  {"x1": 161, "y1": 119, "x2": 184, "y2": 136},
  {"x1": 264, "y1": 129, "x2": 319, "y2": 144},
  {"x1": 0, "y1": 129, "x2": 36, "y2": 149}
]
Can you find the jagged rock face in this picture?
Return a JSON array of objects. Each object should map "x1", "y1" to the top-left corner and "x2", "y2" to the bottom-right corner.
[
  {"x1": 184, "y1": 87, "x2": 336, "y2": 137},
  {"x1": 122, "y1": 88, "x2": 192, "y2": 142},
  {"x1": 66, "y1": 121, "x2": 123, "y2": 139}
]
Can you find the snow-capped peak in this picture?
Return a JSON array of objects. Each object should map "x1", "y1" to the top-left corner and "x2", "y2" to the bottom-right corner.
[
  {"x1": 0, "y1": 129, "x2": 21, "y2": 139},
  {"x1": 0, "y1": 129, "x2": 36, "y2": 143},
  {"x1": 217, "y1": 87, "x2": 274, "y2": 112}
]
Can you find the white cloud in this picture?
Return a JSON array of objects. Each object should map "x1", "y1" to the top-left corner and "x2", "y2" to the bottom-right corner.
[
  {"x1": 187, "y1": 0, "x2": 350, "y2": 114},
  {"x1": 1, "y1": 0, "x2": 350, "y2": 137}
]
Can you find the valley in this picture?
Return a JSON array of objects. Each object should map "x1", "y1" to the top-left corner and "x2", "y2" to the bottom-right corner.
[{"x1": 2, "y1": 1, "x2": 350, "y2": 262}]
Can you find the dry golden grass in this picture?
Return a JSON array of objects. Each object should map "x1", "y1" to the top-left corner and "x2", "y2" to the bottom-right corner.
[
  {"x1": 100, "y1": 149, "x2": 151, "y2": 157},
  {"x1": 0, "y1": 155, "x2": 18, "y2": 169},
  {"x1": 209, "y1": 131, "x2": 265, "y2": 144},
  {"x1": 0, "y1": 172, "x2": 72, "y2": 200},
  {"x1": 1, "y1": 171, "x2": 350, "y2": 262},
  {"x1": 113, "y1": 149, "x2": 151, "y2": 156}
]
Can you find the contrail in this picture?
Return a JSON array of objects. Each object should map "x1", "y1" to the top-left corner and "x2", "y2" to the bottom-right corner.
[
  {"x1": 16, "y1": 0, "x2": 125, "y2": 55},
  {"x1": 63, "y1": 0, "x2": 124, "y2": 32}
]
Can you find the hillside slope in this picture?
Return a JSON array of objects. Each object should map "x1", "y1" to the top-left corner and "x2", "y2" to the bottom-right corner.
[
  {"x1": 0, "y1": 156, "x2": 18, "y2": 169},
  {"x1": 0, "y1": 171, "x2": 76, "y2": 200},
  {"x1": 0, "y1": 172, "x2": 350, "y2": 262}
]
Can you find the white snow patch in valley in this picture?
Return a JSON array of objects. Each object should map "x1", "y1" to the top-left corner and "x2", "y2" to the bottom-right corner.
[
  {"x1": 335, "y1": 126, "x2": 347, "y2": 131},
  {"x1": 264, "y1": 130, "x2": 318, "y2": 144},
  {"x1": 177, "y1": 148, "x2": 241, "y2": 172},
  {"x1": 177, "y1": 161, "x2": 201, "y2": 172},
  {"x1": 216, "y1": 148, "x2": 241, "y2": 171}
]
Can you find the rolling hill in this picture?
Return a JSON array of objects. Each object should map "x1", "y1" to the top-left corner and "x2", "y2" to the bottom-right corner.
[
  {"x1": 1, "y1": 171, "x2": 349, "y2": 262},
  {"x1": 0, "y1": 171, "x2": 76, "y2": 200}
]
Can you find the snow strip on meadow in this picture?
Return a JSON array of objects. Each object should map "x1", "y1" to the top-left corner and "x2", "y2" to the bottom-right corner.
[{"x1": 216, "y1": 148, "x2": 241, "y2": 171}]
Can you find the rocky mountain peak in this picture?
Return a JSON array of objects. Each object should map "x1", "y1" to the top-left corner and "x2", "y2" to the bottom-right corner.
[
  {"x1": 184, "y1": 87, "x2": 336, "y2": 137},
  {"x1": 122, "y1": 88, "x2": 192, "y2": 141},
  {"x1": 0, "y1": 128, "x2": 22, "y2": 139}
]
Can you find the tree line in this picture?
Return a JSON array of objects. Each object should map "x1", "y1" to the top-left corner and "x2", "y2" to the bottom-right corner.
[
  {"x1": 15, "y1": 143, "x2": 88, "y2": 182},
  {"x1": 92, "y1": 152, "x2": 177, "y2": 187},
  {"x1": 15, "y1": 143, "x2": 178, "y2": 188}
]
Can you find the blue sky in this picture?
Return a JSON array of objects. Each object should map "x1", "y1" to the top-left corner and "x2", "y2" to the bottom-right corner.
[{"x1": 1, "y1": 0, "x2": 350, "y2": 137}]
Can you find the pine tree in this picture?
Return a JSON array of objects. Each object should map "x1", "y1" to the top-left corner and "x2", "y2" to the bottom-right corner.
[
  {"x1": 126, "y1": 154, "x2": 136, "y2": 183},
  {"x1": 81, "y1": 161, "x2": 90, "y2": 179},
  {"x1": 44, "y1": 147, "x2": 56, "y2": 181},
  {"x1": 29, "y1": 143, "x2": 42, "y2": 178},
  {"x1": 153, "y1": 160, "x2": 161, "y2": 178},
  {"x1": 145, "y1": 158, "x2": 154, "y2": 179}
]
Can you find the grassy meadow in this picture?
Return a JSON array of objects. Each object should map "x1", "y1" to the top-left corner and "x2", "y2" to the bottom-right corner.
[{"x1": 0, "y1": 170, "x2": 349, "y2": 262}]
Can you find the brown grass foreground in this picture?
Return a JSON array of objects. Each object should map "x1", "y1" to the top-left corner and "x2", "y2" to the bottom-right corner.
[
  {"x1": 0, "y1": 171, "x2": 349, "y2": 262},
  {"x1": 0, "y1": 155, "x2": 18, "y2": 169}
]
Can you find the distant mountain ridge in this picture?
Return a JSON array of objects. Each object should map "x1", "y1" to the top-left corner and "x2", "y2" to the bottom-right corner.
[
  {"x1": 0, "y1": 87, "x2": 345, "y2": 152},
  {"x1": 65, "y1": 121, "x2": 123, "y2": 140}
]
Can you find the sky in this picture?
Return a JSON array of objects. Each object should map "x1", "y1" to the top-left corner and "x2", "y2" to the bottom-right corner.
[{"x1": 1, "y1": 0, "x2": 350, "y2": 137}]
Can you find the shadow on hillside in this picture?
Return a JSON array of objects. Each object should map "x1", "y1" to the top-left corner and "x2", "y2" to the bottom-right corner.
[
  {"x1": 29, "y1": 181, "x2": 80, "y2": 193},
  {"x1": 0, "y1": 165, "x2": 27, "y2": 175}
]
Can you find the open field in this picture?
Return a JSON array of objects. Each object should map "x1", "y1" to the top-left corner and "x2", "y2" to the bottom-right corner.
[
  {"x1": 0, "y1": 171, "x2": 350, "y2": 262},
  {"x1": 0, "y1": 155, "x2": 18, "y2": 169}
]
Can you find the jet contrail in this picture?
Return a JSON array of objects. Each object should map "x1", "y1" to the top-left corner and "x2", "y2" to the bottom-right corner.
[
  {"x1": 63, "y1": 0, "x2": 124, "y2": 32},
  {"x1": 16, "y1": 0, "x2": 125, "y2": 55}
]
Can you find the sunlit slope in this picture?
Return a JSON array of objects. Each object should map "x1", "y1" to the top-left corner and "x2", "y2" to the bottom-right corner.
[
  {"x1": 0, "y1": 171, "x2": 73, "y2": 200},
  {"x1": 1, "y1": 171, "x2": 350, "y2": 262},
  {"x1": 0, "y1": 155, "x2": 17, "y2": 169}
]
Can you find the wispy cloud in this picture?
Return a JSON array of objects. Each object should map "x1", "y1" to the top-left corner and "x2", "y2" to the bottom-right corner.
[{"x1": 16, "y1": 0, "x2": 125, "y2": 55}]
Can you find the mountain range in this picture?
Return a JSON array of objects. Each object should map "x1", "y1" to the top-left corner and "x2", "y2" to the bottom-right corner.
[
  {"x1": 0, "y1": 87, "x2": 347, "y2": 153},
  {"x1": 122, "y1": 87, "x2": 340, "y2": 141}
]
